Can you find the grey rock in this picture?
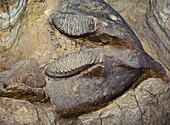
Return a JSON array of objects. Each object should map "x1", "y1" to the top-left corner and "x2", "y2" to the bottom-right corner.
[
  {"x1": 0, "y1": 97, "x2": 56, "y2": 125},
  {"x1": 78, "y1": 78, "x2": 170, "y2": 125},
  {"x1": 0, "y1": 0, "x2": 169, "y2": 124},
  {"x1": 3, "y1": 58, "x2": 46, "y2": 88},
  {"x1": 45, "y1": 0, "x2": 168, "y2": 118},
  {"x1": 0, "y1": 97, "x2": 39, "y2": 125},
  {"x1": 146, "y1": 0, "x2": 170, "y2": 70}
]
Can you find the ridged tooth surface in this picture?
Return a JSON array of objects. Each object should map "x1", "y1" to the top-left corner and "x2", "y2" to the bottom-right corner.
[
  {"x1": 45, "y1": 50, "x2": 98, "y2": 78},
  {"x1": 0, "y1": 0, "x2": 27, "y2": 48},
  {"x1": 52, "y1": 12, "x2": 97, "y2": 37}
]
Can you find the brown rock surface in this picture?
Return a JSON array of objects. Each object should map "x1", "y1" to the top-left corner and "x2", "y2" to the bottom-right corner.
[
  {"x1": 0, "y1": 97, "x2": 39, "y2": 125},
  {"x1": 0, "y1": 97, "x2": 57, "y2": 125},
  {"x1": 0, "y1": 0, "x2": 169, "y2": 124},
  {"x1": 44, "y1": 0, "x2": 168, "y2": 118},
  {"x1": 78, "y1": 78, "x2": 170, "y2": 125},
  {"x1": 105, "y1": 0, "x2": 170, "y2": 74},
  {"x1": 0, "y1": 78, "x2": 169, "y2": 125},
  {"x1": 146, "y1": 0, "x2": 170, "y2": 70},
  {"x1": 0, "y1": 0, "x2": 169, "y2": 75},
  {"x1": 3, "y1": 58, "x2": 46, "y2": 88},
  {"x1": 0, "y1": 82, "x2": 49, "y2": 103},
  {"x1": 0, "y1": 0, "x2": 49, "y2": 72}
]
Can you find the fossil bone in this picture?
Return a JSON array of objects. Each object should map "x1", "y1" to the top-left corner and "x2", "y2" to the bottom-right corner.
[{"x1": 45, "y1": 0, "x2": 169, "y2": 118}]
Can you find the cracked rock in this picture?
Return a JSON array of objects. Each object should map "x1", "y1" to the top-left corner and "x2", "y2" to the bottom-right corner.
[
  {"x1": 78, "y1": 78, "x2": 169, "y2": 125},
  {"x1": 0, "y1": 97, "x2": 39, "y2": 125},
  {"x1": 0, "y1": 0, "x2": 169, "y2": 124},
  {"x1": 45, "y1": 0, "x2": 168, "y2": 118},
  {"x1": 0, "y1": 97, "x2": 56, "y2": 125}
]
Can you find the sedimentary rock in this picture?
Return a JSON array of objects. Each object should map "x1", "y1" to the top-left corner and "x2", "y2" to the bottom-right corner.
[
  {"x1": 0, "y1": 0, "x2": 27, "y2": 30},
  {"x1": 45, "y1": 0, "x2": 168, "y2": 118},
  {"x1": 0, "y1": 82, "x2": 49, "y2": 103},
  {"x1": 0, "y1": 0, "x2": 27, "y2": 50},
  {"x1": 0, "y1": 97, "x2": 39, "y2": 125},
  {"x1": 51, "y1": 0, "x2": 167, "y2": 80},
  {"x1": 105, "y1": 0, "x2": 170, "y2": 72},
  {"x1": 78, "y1": 78, "x2": 170, "y2": 125},
  {"x1": 146, "y1": 0, "x2": 170, "y2": 70},
  {"x1": 1, "y1": 78, "x2": 169, "y2": 125},
  {"x1": 0, "y1": 97, "x2": 56, "y2": 125},
  {"x1": 0, "y1": 0, "x2": 46, "y2": 72},
  {"x1": 0, "y1": 0, "x2": 169, "y2": 124},
  {"x1": 3, "y1": 58, "x2": 46, "y2": 88}
]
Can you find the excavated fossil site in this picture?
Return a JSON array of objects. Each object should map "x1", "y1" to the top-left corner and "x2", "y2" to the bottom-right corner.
[{"x1": 0, "y1": 0, "x2": 169, "y2": 125}]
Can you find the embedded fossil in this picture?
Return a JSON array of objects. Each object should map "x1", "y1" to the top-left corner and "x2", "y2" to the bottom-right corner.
[
  {"x1": 52, "y1": 12, "x2": 98, "y2": 37},
  {"x1": 0, "y1": 0, "x2": 27, "y2": 48},
  {"x1": 45, "y1": 50, "x2": 107, "y2": 78},
  {"x1": 51, "y1": 0, "x2": 168, "y2": 81},
  {"x1": 45, "y1": 0, "x2": 169, "y2": 118}
]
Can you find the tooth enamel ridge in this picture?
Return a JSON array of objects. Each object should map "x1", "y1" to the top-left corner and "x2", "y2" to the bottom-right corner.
[
  {"x1": 45, "y1": 50, "x2": 99, "y2": 78},
  {"x1": 52, "y1": 12, "x2": 97, "y2": 37},
  {"x1": 45, "y1": 0, "x2": 168, "y2": 118}
]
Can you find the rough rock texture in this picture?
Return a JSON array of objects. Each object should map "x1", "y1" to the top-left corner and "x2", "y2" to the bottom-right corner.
[
  {"x1": 0, "y1": 78, "x2": 169, "y2": 125},
  {"x1": 3, "y1": 58, "x2": 46, "y2": 88},
  {"x1": 0, "y1": 0, "x2": 169, "y2": 124},
  {"x1": 105, "y1": 0, "x2": 170, "y2": 75},
  {"x1": 0, "y1": 0, "x2": 27, "y2": 50},
  {"x1": 0, "y1": 83, "x2": 49, "y2": 103},
  {"x1": 0, "y1": 97, "x2": 56, "y2": 125},
  {"x1": 52, "y1": 12, "x2": 97, "y2": 37},
  {"x1": 0, "y1": 97, "x2": 39, "y2": 125},
  {"x1": 78, "y1": 78, "x2": 170, "y2": 125},
  {"x1": 44, "y1": 0, "x2": 168, "y2": 118},
  {"x1": 146, "y1": 0, "x2": 170, "y2": 70},
  {"x1": 0, "y1": 0, "x2": 169, "y2": 74},
  {"x1": 0, "y1": 0, "x2": 47, "y2": 72},
  {"x1": 45, "y1": 47, "x2": 168, "y2": 118}
]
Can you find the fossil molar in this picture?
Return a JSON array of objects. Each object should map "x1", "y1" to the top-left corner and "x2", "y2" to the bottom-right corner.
[
  {"x1": 51, "y1": 0, "x2": 168, "y2": 81},
  {"x1": 45, "y1": 50, "x2": 107, "y2": 78},
  {"x1": 52, "y1": 12, "x2": 98, "y2": 37},
  {"x1": 45, "y1": 0, "x2": 168, "y2": 118},
  {"x1": 0, "y1": 0, "x2": 27, "y2": 48}
]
